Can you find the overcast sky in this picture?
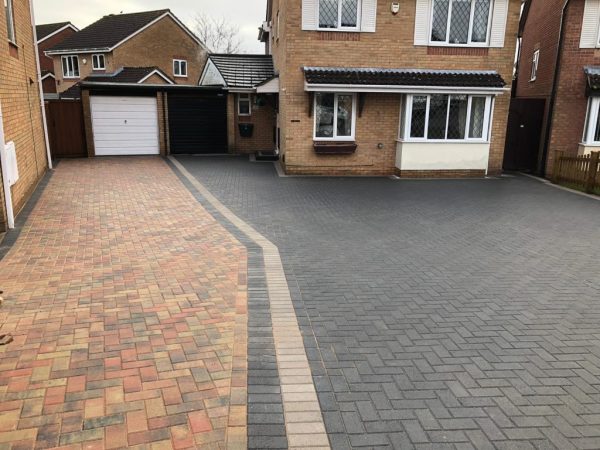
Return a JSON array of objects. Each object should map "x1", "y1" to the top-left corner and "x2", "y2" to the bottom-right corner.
[{"x1": 32, "y1": 0, "x2": 266, "y2": 53}]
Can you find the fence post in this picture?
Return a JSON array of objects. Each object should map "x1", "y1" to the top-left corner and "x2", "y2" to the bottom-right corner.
[
  {"x1": 585, "y1": 151, "x2": 600, "y2": 193},
  {"x1": 552, "y1": 151, "x2": 564, "y2": 184}
]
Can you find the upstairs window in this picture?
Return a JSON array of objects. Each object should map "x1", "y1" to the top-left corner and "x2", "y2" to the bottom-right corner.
[
  {"x1": 92, "y1": 54, "x2": 105, "y2": 71},
  {"x1": 319, "y1": 0, "x2": 360, "y2": 30},
  {"x1": 61, "y1": 55, "x2": 80, "y2": 78},
  {"x1": 430, "y1": 0, "x2": 492, "y2": 45},
  {"x1": 403, "y1": 94, "x2": 492, "y2": 142},
  {"x1": 173, "y1": 59, "x2": 188, "y2": 77},
  {"x1": 4, "y1": 0, "x2": 15, "y2": 43},
  {"x1": 530, "y1": 49, "x2": 539, "y2": 82}
]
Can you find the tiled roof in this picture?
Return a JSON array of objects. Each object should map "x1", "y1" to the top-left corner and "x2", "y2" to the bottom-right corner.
[
  {"x1": 585, "y1": 66, "x2": 600, "y2": 91},
  {"x1": 59, "y1": 83, "x2": 82, "y2": 100},
  {"x1": 303, "y1": 67, "x2": 506, "y2": 88},
  {"x1": 208, "y1": 54, "x2": 275, "y2": 89},
  {"x1": 36, "y1": 22, "x2": 75, "y2": 41},
  {"x1": 84, "y1": 67, "x2": 173, "y2": 84},
  {"x1": 48, "y1": 10, "x2": 169, "y2": 52}
]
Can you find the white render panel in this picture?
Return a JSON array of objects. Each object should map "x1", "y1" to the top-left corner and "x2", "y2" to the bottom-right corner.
[
  {"x1": 90, "y1": 96, "x2": 159, "y2": 156},
  {"x1": 396, "y1": 142, "x2": 491, "y2": 171}
]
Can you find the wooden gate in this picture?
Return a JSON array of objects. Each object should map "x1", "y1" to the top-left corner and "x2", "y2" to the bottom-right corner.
[
  {"x1": 45, "y1": 100, "x2": 87, "y2": 158},
  {"x1": 503, "y1": 98, "x2": 546, "y2": 174}
]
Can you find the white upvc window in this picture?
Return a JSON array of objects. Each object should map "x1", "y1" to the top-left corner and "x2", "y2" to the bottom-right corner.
[
  {"x1": 4, "y1": 0, "x2": 15, "y2": 43},
  {"x1": 582, "y1": 97, "x2": 600, "y2": 145},
  {"x1": 61, "y1": 55, "x2": 80, "y2": 78},
  {"x1": 92, "y1": 54, "x2": 106, "y2": 71},
  {"x1": 318, "y1": 0, "x2": 361, "y2": 30},
  {"x1": 314, "y1": 93, "x2": 357, "y2": 140},
  {"x1": 402, "y1": 93, "x2": 493, "y2": 142},
  {"x1": 530, "y1": 49, "x2": 539, "y2": 82},
  {"x1": 238, "y1": 93, "x2": 252, "y2": 116},
  {"x1": 430, "y1": 0, "x2": 493, "y2": 46},
  {"x1": 173, "y1": 59, "x2": 188, "y2": 77}
]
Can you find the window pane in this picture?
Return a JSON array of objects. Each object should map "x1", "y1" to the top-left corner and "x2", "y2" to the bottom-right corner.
[
  {"x1": 62, "y1": 58, "x2": 68, "y2": 76},
  {"x1": 5, "y1": 0, "x2": 15, "y2": 42},
  {"x1": 319, "y1": 0, "x2": 338, "y2": 28},
  {"x1": 428, "y1": 94, "x2": 449, "y2": 139},
  {"x1": 181, "y1": 61, "x2": 187, "y2": 75},
  {"x1": 341, "y1": 0, "x2": 358, "y2": 27},
  {"x1": 469, "y1": 97, "x2": 487, "y2": 138},
  {"x1": 471, "y1": 0, "x2": 491, "y2": 42},
  {"x1": 73, "y1": 57, "x2": 79, "y2": 76},
  {"x1": 410, "y1": 96, "x2": 427, "y2": 138},
  {"x1": 431, "y1": 0, "x2": 449, "y2": 42},
  {"x1": 594, "y1": 102, "x2": 600, "y2": 142},
  {"x1": 447, "y1": 95, "x2": 468, "y2": 139},
  {"x1": 337, "y1": 95, "x2": 353, "y2": 137},
  {"x1": 449, "y1": 0, "x2": 471, "y2": 44},
  {"x1": 315, "y1": 93, "x2": 335, "y2": 138}
]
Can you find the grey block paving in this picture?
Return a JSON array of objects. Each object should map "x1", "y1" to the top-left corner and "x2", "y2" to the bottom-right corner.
[{"x1": 177, "y1": 156, "x2": 600, "y2": 450}]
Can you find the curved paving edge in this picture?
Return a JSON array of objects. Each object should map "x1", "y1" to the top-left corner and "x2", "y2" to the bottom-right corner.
[{"x1": 169, "y1": 156, "x2": 331, "y2": 450}]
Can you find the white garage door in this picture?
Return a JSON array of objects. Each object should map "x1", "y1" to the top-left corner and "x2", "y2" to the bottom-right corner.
[{"x1": 90, "y1": 96, "x2": 160, "y2": 156}]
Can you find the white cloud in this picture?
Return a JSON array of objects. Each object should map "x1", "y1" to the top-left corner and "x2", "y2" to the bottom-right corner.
[{"x1": 32, "y1": 0, "x2": 266, "y2": 53}]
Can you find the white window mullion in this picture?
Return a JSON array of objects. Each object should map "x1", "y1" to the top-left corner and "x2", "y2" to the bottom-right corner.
[
  {"x1": 446, "y1": 0, "x2": 453, "y2": 43},
  {"x1": 467, "y1": 0, "x2": 477, "y2": 44},
  {"x1": 424, "y1": 95, "x2": 431, "y2": 140},
  {"x1": 444, "y1": 96, "x2": 451, "y2": 140},
  {"x1": 589, "y1": 98, "x2": 600, "y2": 143},
  {"x1": 404, "y1": 95, "x2": 413, "y2": 139},
  {"x1": 484, "y1": 96, "x2": 493, "y2": 142},
  {"x1": 333, "y1": 94, "x2": 339, "y2": 139},
  {"x1": 465, "y1": 96, "x2": 472, "y2": 140},
  {"x1": 337, "y1": 0, "x2": 343, "y2": 28}
]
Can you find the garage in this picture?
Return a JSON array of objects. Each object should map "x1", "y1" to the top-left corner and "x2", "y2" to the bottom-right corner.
[
  {"x1": 168, "y1": 91, "x2": 227, "y2": 154},
  {"x1": 90, "y1": 96, "x2": 160, "y2": 156}
]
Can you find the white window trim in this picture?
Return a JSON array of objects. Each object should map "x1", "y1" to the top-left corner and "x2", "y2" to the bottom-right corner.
[
  {"x1": 428, "y1": 0, "x2": 495, "y2": 47},
  {"x1": 173, "y1": 59, "x2": 188, "y2": 78},
  {"x1": 276, "y1": 10, "x2": 280, "y2": 40},
  {"x1": 92, "y1": 54, "x2": 106, "y2": 71},
  {"x1": 5, "y1": 0, "x2": 16, "y2": 44},
  {"x1": 530, "y1": 49, "x2": 539, "y2": 82},
  {"x1": 401, "y1": 93, "x2": 492, "y2": 143},
  {"x1": 61, "y1": 55, "x2": 80, "y2": 79},
  {"x1": 313, "y1": 93, "x2": 357, "y2": 141},
  {"x1": 317, "y1": 0, "x2": 362, "y2": 32},
  {"x1": 238, "y1": 93, "x2": 252, "y2": 116},
  {"x1": 582, "y1": 97, "x2": 600, "y2": 145}
]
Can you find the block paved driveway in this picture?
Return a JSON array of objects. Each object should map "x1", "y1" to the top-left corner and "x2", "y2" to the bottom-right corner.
[
  {"x1": 0, "y1": 158, "x2": 248, "y2": 449},
  {"x1": 178, "y1": 156, "x2": 600, "y2": 450}
]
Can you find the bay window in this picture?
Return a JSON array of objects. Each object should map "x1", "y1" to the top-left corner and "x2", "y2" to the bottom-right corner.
[
  {"x1": 430, "y1": 0, "x2": 493, "y2": 45},
  {"x1": 402, "y1": 94, "x2": 492, "y2": 142},
  {"x1": 61, "y1": 55, "x2": 80, "y2": 79},
  {"x1": 314, "y1": 93, "x2": 356, "y2": 140},
  {"x1": 319, "y1": 0, "x2": 360, "y2": 30},
  {"x1": 583, "y1": 97, "x2": 600, "y2": 144}
]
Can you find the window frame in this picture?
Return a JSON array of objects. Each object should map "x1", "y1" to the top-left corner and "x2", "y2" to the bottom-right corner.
[
  {"x1": 92, "y1": 54, "x2": 106, "y2": 71},
  {"x1": 238, "y1": 93, "x2": 252, "y2": 116},
  {"x1": 5, "y1": 0, "x2": 16, "y2": 44},
  {"x1": 582, "y1": 97, "x2": 600, "y2": 145},
  {"x1": 428, "y1": 0, "x2": 495, "y2": 47},
  {"x1": 317, "y1": 0, "x2": 362, "y2": 32},
  {"x1": 61, "y1": 55, "x2": 80, "y2": 79},
  {"x1": 401, "y1": 93, "x2": 493, "y2": 143},
  {"x1": 313, "y1": 92, "x2": 357, "y2": 141},
  {"x1": 173, "y1": 59, "x2": 188, "y2": 78},
  {"x1": 530, "y1": 49, "x2": 540, "y2": 82}
]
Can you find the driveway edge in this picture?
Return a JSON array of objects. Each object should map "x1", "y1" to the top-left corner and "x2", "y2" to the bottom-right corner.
[{"x1": 168, "y1": 156, "x2": 331, "y2": 450}]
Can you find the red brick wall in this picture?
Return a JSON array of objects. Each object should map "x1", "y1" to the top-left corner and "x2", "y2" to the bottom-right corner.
[
  {"x1": 231, "y1": 94, "x2": 277, "y2": 154},
  {"x1": 37, "y1": 27, "x2": 76, "y2": 73}
]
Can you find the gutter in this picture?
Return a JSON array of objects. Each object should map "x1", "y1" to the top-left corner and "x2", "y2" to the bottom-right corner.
[
  {"x1": 30, "y1": 0, "x2": 53, "y2": 170},
  {"x1": 540, "y1": 0, "x2": 571, "y2": 176}
]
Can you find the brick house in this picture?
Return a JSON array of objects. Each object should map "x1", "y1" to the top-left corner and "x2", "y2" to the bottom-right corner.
[
  {"x1": 36, "y1": 22, "x2": 78, "y2": 96},
  {"x1": 199, "y1": 54, "x2": 279, "y2": 154},
  {"x1": 1, "y1": 0, "x2": 51, "y2": 232},
  {"x1": 44, "y1": 10, "x2": 208, "y2": 96},
  {"x1": 257, "y1": 0, "x2": 521, "y2": 176},
  {"x1": 511, "y1": 0, "x2": 600, "y2": 176}
]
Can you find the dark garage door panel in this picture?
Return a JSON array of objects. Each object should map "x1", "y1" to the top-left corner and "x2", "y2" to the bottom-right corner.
[{"x1": 168, "y1": 92, "x2": 228, "y2": 154}]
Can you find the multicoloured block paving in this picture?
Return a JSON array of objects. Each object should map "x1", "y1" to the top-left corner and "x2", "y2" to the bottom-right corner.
[{"x1": 0, "y1": 158, "x2": 248, "y2": 449}]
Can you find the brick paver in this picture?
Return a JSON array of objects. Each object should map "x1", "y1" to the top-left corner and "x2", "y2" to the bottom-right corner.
[
  {"x1": 0, "y1": 158, "x2": 248, "y2": 449},
  {"x1": 178, "y1": 156, "x2": 600, "y2": 450}
]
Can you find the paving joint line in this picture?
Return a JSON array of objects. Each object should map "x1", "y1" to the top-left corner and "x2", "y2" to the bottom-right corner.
[{"x1": 168, "y1": 156, "x2": 331, "y2": 450}]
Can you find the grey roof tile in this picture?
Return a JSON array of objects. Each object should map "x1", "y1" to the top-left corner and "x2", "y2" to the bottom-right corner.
[{"x1": 208, "y1": 54, "x2": 275, "y2": 89}]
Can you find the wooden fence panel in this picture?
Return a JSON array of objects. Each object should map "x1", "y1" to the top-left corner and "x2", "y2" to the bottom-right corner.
[
  {"x1": 553, "y1": 151, "x2": 600, "y2": 194},
  {"x1": 45, "y1": 100, "x2": 87, "y2": 159}
]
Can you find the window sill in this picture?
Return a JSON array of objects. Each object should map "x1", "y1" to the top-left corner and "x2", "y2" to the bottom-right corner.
[
  {"x1": 427, "y1": 42, "x2": 490, "y2": 48},
  {"x1": 174, "y1": 75, "x2": 188, "y2": 79},
  {"x1": 63, "y1": 76, "x2": 80, "y2": 80},
  {"x1": 314, "y1": 141, "x2": 357, "y2": 155},
  {"x1": 397, "y1": 139, "x2": 490, "y2": 144}
]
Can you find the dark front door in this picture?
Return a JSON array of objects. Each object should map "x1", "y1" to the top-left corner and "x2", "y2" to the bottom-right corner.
[
  {"x1": 503, "y1": 98, "x2": 546, "y2": 173},
  {"x1": 168, "y1": 91, "x2": 228, "y2": 154}
]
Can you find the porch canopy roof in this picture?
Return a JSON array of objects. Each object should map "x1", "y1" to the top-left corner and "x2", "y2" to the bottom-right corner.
[
  {"x1": 303, "y1": 67, "x2": 507, "y2": 94},
  {"x1": 585, "y1": 66, "x2": 600, "y2": 95}
]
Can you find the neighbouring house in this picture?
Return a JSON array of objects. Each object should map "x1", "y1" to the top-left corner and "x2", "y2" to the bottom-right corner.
[
  {"x1": 255, "y1": 0, "x2": 521, "y2": 176},
  {"x1": 44, "y1": 9, "x2": 208, "y2": 96},
  {"x1": 1, "y1": 0, "x2": 51, "y2": 232},
  {"x1": 507, "y1": 0, "x2": 600, "y2": 176},
  {"x1": 200, "y1": 54, "x2": 279, "y2": 155},
  {"x1": 36, "y1": 21, "x2": 79, "y2": 97}
]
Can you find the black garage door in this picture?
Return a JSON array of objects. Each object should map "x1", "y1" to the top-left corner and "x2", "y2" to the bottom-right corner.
[{"x1": 168, "y1": 91, "x2": 228, "y2": 154}]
